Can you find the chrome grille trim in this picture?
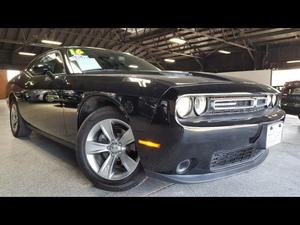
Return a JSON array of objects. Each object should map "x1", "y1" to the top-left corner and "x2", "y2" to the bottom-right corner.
[
  {"x1": 210, "y1": 96, "x2": 268, "y2": 112},
  {"x1": 212, "y1": 98, "x2": 255, "y2": 110}
]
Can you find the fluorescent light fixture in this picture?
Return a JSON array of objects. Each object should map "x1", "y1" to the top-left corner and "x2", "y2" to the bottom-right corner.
[
  {"x1": 18, "y1": 52, "x2": 36, "y2": 56},
  {"x1": 164, "y1": 58, "x2": 175, "y2": 63},
  {"x1": 218, "y1": 50, "x2": 231, "y2": 54},
  {"x1": 129, "y1": 65, "x2": 138, "y2": 68},
  {"x1": 121, "y1": 28, "x2": 144, "y2": 34},
  {"x1": 41, "y1": 40, "x2": 62, "y2": 45},
  {"x1": 169, "y1": 37, "x2": 186, "y2": 45},
  {"x1": 286, "y1": 60, "x2": 300, "y2": 64}
]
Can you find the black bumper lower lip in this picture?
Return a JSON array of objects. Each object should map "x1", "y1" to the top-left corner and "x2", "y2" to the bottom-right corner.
[{"x1": 145, "y1": 149, "x2": 268, "y2": 184}]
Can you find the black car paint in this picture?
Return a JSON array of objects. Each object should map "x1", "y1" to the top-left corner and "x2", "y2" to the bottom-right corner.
[{"x1": 6, "y1": 47, "x2": 285, "y2": 183}]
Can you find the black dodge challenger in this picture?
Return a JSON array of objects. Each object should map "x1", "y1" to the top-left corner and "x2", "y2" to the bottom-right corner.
[{"x1": 6, "y1": 47, "x2": 285, "y2": 191}]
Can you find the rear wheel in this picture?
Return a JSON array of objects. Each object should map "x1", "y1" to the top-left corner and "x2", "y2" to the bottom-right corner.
[
  {"x1": 76, "y1": 106, "x2": 145, "y2": 191},
  {"x1": 10, "y1": 101, "x2": 31, "y2": 137}
]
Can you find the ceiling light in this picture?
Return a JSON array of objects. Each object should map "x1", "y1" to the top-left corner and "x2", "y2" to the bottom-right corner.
[
  {"x1": 218, "y1": 50, "x2": 231, "y2": 54},
  {"x1": 121, "y1": 28, "x2": 144, "y2": 34},
  {"x1": 286, "y1": 60, "x2": 300, "y2": 64},
  {"x1": 18, "y1": 52, "x2": 36, "y2": 56},
  {"x1": 41, "y1": 40, "x2": 62, "y2": 45},
  {"x1": 129, "y1": 65, "x2": 138, "y2": 68},
  {"x1": 169, "y1": 37, "x2": 186, "y2": 45},
  {"x1": 164, "y1": 59, "x2": 175, "y2": 63}
]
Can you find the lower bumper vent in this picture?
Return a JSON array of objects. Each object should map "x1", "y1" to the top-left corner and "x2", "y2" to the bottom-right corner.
[{"x1": 210, "y1": 147, "x2": 262, "y2": 171}]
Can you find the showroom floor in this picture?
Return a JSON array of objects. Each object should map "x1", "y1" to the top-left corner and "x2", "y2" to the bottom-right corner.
[{"x1": 0, "y1": 100, "x2": 300, "y2": 196}]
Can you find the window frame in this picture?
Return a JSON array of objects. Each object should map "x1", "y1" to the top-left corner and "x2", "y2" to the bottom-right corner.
[{"x1": 27, "y1": 50, "x2": 66, "y2": 76}]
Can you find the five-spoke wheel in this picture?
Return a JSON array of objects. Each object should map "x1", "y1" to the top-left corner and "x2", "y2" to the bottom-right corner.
[
  {"x1": 76, "y1": 106, "x2": 144, "y2": 191},
  {"x1": 85, "y1": 119, "x2": 139, "y2": 180}
]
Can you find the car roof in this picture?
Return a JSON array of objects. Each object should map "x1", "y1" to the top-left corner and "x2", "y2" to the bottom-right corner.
[{"x1": 58, "y1": 46, "x2": 130, "y2": 55}]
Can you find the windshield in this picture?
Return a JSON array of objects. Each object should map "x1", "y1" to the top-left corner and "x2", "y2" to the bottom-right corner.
[{"x1": 66, "y1": 48, "x2": 160, "y2": 74}]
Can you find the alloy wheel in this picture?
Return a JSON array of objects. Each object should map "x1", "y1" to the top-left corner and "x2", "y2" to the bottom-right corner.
[
  {"x1": 10, "y1": 104, "x2": 19, "y2": 133},
  {"x1": 85, "y1": 119, "x2": 139, "y2": 181}
]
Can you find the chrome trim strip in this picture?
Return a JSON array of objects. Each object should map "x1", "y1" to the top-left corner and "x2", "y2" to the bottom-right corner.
[
  {"x1": 182, "y1": 124, "x2": 259, "y2": 131},
  {"x1": 177, "y1": 92, "x2": 271, "y2": 97}
]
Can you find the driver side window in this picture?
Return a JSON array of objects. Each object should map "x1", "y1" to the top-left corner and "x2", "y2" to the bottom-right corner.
[{"x1": 29, "y1": 52, "x2": 65, "y2": 76}]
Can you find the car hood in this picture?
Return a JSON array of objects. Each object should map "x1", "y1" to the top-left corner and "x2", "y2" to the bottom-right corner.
[
  {"x1": 107, "y1": 70, "x2": 235, "y2": 86},
  {"x1": 119, "y1": 70, "x2": 276, "y2": 95},
  {"x1": 72, "y1": 70, "x2": 277, "y2": 98}
]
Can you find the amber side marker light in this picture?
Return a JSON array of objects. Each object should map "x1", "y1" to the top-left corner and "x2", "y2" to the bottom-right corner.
[{"x1": 138, "y1": 140, "x2": 161, "y2": 149}]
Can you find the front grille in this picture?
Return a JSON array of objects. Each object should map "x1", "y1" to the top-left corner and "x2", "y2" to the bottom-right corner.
[
  {"x1": 206, "y1": 95, "x2": 268, "y2": 115},
  {"x1": 210, "y1": 147, "x2": 262, "y2": 171}
]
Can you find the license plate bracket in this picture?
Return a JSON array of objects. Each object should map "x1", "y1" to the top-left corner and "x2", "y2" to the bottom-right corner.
[{"x1": 265, "y1": 121, "x2": 283, "y2": 148}]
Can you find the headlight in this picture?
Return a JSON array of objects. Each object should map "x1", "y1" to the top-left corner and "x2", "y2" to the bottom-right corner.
[
  {"x1": 266, "y1": 94, "x2": 272, "y2": 106},
  {"x1": 271, "y1": 94, "x2": 277, "y2": 106},
  {"x1": 194, "y1": 96, "x2": 207, "y2": 115},
  {"x1": 176, "y1": 97, "x2": 192, "y2": 118}
]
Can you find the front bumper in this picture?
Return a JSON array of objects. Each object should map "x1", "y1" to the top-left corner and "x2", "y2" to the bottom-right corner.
[
  {"x1": 145, "y1": 149, "x2": 268, "y2": 184},
  {"x1": 136, "y1": 107, "x2": 285, "y2": 184}
]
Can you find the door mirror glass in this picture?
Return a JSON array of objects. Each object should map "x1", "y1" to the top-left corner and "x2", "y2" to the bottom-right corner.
[{"x1": 32, "y1": 64, "x2": 51, "y2": 75}]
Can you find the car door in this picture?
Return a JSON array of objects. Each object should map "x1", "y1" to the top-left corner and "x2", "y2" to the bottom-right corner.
[{"x1": 18, "y1": 50, "x2": 67, "y2": 138}]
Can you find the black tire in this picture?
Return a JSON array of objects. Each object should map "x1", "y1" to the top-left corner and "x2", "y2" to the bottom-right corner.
[
  {"x1": 76, "y1": 106, "x2": 145, "y2": 191},
  {"x1": 10, "y1": 100, "x2": 31, "y2": 138},
  {"x1": 43, "y1": 93, "x2": 48, "y2": 102},
  {"x1": 298, "y1": 115, "x2": 300, "y2": 120}
]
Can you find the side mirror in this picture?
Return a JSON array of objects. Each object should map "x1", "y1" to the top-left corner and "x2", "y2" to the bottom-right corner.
[
  {"x1": 32, "y1": 64, "x2": 55, "y2": 79},
  {"x1": 32, "y1": 64, "x2": 50, "y2": 75}
]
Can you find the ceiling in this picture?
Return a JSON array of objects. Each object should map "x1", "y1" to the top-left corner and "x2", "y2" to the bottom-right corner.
[{"x1": 1, "y1": 28, "x2": 300, "y2": 70}]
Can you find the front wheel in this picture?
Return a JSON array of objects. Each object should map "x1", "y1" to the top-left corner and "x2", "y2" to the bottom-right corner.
[{"x1": 76, "y1": 106, "x2": 145, "y2": 191}]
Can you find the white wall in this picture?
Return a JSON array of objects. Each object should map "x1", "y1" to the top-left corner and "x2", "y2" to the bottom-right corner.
[
  {"x1": 7, "y1": 70, "x2": 20, "y2": 81},
  {"x1": 219, "y1": 70, "x2": 272, "y2": 86},
  {"x1": 271, "y1": 69, "x2": 300, "y2": 86}
]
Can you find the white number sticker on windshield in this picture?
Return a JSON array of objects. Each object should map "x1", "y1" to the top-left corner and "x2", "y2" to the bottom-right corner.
[
  {"x1": 69, "y1": 55, "x2": 89, "y2": 61},
  {"x1": 76, "y1": 57, "x2": 102, "y2": 71}
]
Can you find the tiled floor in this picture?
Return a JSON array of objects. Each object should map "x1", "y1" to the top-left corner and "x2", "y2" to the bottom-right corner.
[{"x1": 1, "y1": 100, "x2": 300, "y2": 196}]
